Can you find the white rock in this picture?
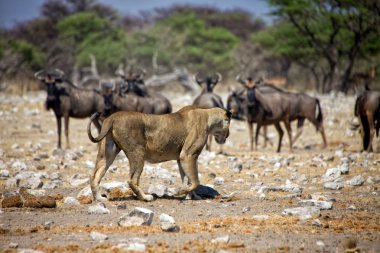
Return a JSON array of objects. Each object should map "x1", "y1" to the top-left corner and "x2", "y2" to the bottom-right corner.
[
  {"x1": 90, "y1": 231, "x2": 108, "y2": 242},
  {"x1": 346, "y1": 175, "x2": 365, "y2": 186},
  {"x1": 77, "y1": 186, "x2": 92, "y2": 199},
  {"x1": 316, "y1": 240, "x2": 325, "y2": 247},
  {"x1": 159, "y1": 213, "x2": 179, "y2": 232},
  {"x1": 24, "y1": 177, "x2": 43, "y2": 189},
  {"x1": 128, "y1": 243, "x2": 146, "y2": 251},
  {"x1": 88, "y1": 203, "x2": 110, "y2": 215},
  {"x1": 211, "y1": 235, "x2": 230, "y2": 244},
  {"x1": 214, "y1": 177, "x2": 225, "y2": 185},
  {"x1": 0, "y1": 169, "x2": 10, "y2": 178},
  {"x1": 26, "y1": 189, "x2": 46, "y2": 197},
  {"x1": 148, "y1": 184, "x2": 168, "y2": 197},
  {"x1": 64, "y1": 197, "x2": 80, "y2": 205},
  {"x1": 118, "y1": 207, "x2": 153, "y2": 227},
  {"x1": 70, "y1": 174, "x2": 89, "y2": 187},
  {"x1": 324, "y1": 182, "x2": 343, "y2": 190},
  {"x1": 85, "y1": 160, "x2": 95, "y2": 169},
  {"x1": 252, "y1": 215, "x2": 269, "y2": 220},
  {"x1": 9, "y1": 242, "x2": 18, "y2": 248},
  {"x1": 298, "y1": 200, "x2": 333, "y2": 210},
  {"x1": 283, "y1": 207, "x2": 320, "y2": 220},
  {"x1": 11, "y1": 160, "x2": 27, "y2": 171},
  {"x1": 19, "y1": 250, "x2": 45, "y2": 253}
]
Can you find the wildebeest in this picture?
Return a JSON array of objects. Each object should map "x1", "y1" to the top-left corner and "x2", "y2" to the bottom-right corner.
[
  {"x1": 100, "y1": 71, "x2": 172, "y2": 116},
  {"x1": 192, "y1": 72, "x2": 225, "y2": 151},
  {"x1": 232, "y1": 75, "x2": 327, "y2": 152},
  {"x1": 35, "y1": 69, "x2": 104, "y2": 149},
  {"x1": 354, "y1": 90, "x2": 380, "y2": 152}
]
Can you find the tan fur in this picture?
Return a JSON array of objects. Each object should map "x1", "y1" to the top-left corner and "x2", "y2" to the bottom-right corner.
[{"x1": 87, "y1": 106, "x2": 231, "y2": 201}]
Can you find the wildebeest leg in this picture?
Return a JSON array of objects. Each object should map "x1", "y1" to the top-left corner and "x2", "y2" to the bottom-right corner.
[
  {"x1": 248, "y1": 122, "x2": 254, "y2": 151},
  {"x1": 64, "y1": 115, "x2": 70, "y2": 149},
  {"x1": 319, "y1": 125, "x2": 328, "y2": 148},
  {"x1": 128, "y1": 149, "x2": 153, "y2": 202},
  {"x1": 283, "y1": 120, "x2": 293, "y2": 152},
  {"x1": 262, "y1": 126, "x2": 267, "y2": 148},
  {"x1": 90, "y1": 135, "x2": 121, "y2": 201},
  {"x1": 359, "y1": 113, "x2": 369, "y2": 151},
  {"x1": 274, "y1": 123, "x2": 284, "y2": 152},
  {"x1": 367, "y1": 112, "x2": 375, "y2": 152},
  {"x1": 255, "y1": 123, "x2": 262, "y2": 151},
  {"x1": 292, "y1": 118, "x2": 305, "y2": 145},
  {"x1": 176, "y1": 158, "x2": 201, "y2": 199},
  {"x1": 56, "y1": 116, "x2": 62, "y2": 149}
]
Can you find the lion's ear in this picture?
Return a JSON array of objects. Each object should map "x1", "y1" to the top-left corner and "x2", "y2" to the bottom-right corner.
[{"x1": 226, "y1": 109, "x2": 233, "y2": 119}]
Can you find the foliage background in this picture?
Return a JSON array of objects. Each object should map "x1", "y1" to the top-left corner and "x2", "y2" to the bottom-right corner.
[{"x1": 0, "y1": 0, "x2": 379, "y2": 93}]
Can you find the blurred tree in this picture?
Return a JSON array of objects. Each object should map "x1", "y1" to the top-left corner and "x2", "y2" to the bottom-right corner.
[
  {"x1": 267, "y1": 0, "x2": 380, "y2": 93},
  {"x1": 0, "y1": 37, "x2": 45, "y2": 78},
  {"x1": 154, "y1": 5, "x2": 265, "y2": 40},
  {"x1": 153, "y1": 12, "x2": 239, "y2": 74}
]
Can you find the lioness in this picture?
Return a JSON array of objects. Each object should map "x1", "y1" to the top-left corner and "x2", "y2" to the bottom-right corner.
[{"x1": 87, "y1": 106, "x2": 232, "y2": 201}]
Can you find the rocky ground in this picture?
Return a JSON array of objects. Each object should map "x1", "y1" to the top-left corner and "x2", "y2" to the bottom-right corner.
[{"x1": 0, "y1": 90, "x2": 379, "y2": 253}]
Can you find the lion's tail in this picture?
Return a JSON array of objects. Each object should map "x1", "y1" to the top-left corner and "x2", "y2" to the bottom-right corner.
[{"x1": 87, "y1": 112, "x2": 112, "y2": 143}]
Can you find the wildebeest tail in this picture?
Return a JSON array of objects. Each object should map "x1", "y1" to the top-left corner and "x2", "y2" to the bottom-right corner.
[
  {"x1": 87, "y1": 112, "x2": 112, "y2": 143},
  {"x1": 316, "y1": 98, "x2": 323, "y2": 130}
]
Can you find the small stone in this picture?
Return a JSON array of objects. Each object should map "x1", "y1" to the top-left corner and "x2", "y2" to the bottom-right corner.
[
  {"x1": 316, "y1": 240, "x2": 325, "y2": 247},
  {"x1": 324, "y1": 182, "x2": 343, "y2": 190},
  {"x1": 346, "y1": 175, "x2": 365, "y2": 186},
  {"x1": 0, "y1": 169, "x2": 10, "y2": 178},
  {"x1": 211, "y1": 235, "x2": 230, "y2": 244},
  {"x1": 148, "y1": 184, "x2": 168, "y2": 198},
  {"x1": 117, "y1": 203, "x2": 127, "y2": 209},
  {"x1": 312, "y1": 219, "x2": 322, "y2": 227},
  {"x1": 118, "y1": 207, "x2": 153, "y2": 227},
  {"x1": 64, "y1": 197, "x2": 80, "y2": 205},
  {"x1": 159, "y1": 213, "x2": 179, "y2": 232},
  {"x1": 90, "y1": 231, "x2": 108, "y2": 242},
  {"x1": 298, "y1": 200, "x2": 333, "y2": 210},
  {"x1": 252, "y1": 215, "x2": 269, "y2": 220},
  {"x1": 88, "y1": 203, "x2": 110, "y2": 215},
  {"x1": 232, "y1": 163, "x2": 243, "y2": 173},
  {"x1": 9, "y1": 242, "x2": 19, "y2": 248},
  {"x1": 283, "y1": 206, "x2": 320, "y2": 220},
  {"x1": 348, "y1": 205, "x2": 357, "y2": 210},
  {"x1": 214, "y1": 177, "x2": 225, "y2": 185}
]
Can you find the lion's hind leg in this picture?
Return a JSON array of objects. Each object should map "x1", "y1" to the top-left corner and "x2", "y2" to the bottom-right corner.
[
  {"x1": 90, "y1": 135, "x2": 121, "y2": 202},
  {"x1": 128, "y1": 152, "x2": 154, "y2": 202}
]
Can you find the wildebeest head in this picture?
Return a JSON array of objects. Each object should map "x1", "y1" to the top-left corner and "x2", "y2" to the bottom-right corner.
[
  {"x1": 226, "y1": 88, "x2": 245, "y2": 120},
  {"x1": 100, "y1": 80, "x2": 116, "y2": 117},
  {"x1": 118, "y1": 69, "x2": 146, "y2": 96},
  {"x1": 35, "y1": 69, "x2": 65, "y2": 110},
  {"x1": 194, "y1": 72, "x2": 222, "y2": 92}
]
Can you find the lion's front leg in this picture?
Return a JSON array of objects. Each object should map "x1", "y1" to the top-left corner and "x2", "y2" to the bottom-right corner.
[{"x1": 176, "y1": 158, "x2": 201, "y2": 199}]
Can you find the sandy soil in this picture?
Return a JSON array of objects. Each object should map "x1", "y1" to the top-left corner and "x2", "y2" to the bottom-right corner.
[{"x1": 0, "y1": 90, "x2": 379, "y2": 253}]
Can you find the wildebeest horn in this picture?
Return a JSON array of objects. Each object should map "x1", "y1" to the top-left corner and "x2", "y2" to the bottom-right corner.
[
  {"x1": 236, "y1": 74, "x2": 247, "y2": 85},
  {"x1": 115, "y1": 65, "x2": 126, "y2": 77},
  {"x1": 215, "y1": 72, "x2": 222, "y2": 83},
  {"x1": 34, "y1": 70, "x2": 46, "y2": 80},
  {"x1": 55, "y1": 68, "x2": 64, "y2": 78},
  {"x1": 193, "y1": 72, "x2": 203, "y2": 85}
]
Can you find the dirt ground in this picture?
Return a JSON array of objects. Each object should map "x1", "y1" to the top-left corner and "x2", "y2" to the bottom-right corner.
[{"x1": 0, "y1": 90, "x2": 379, "y2": 253}]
